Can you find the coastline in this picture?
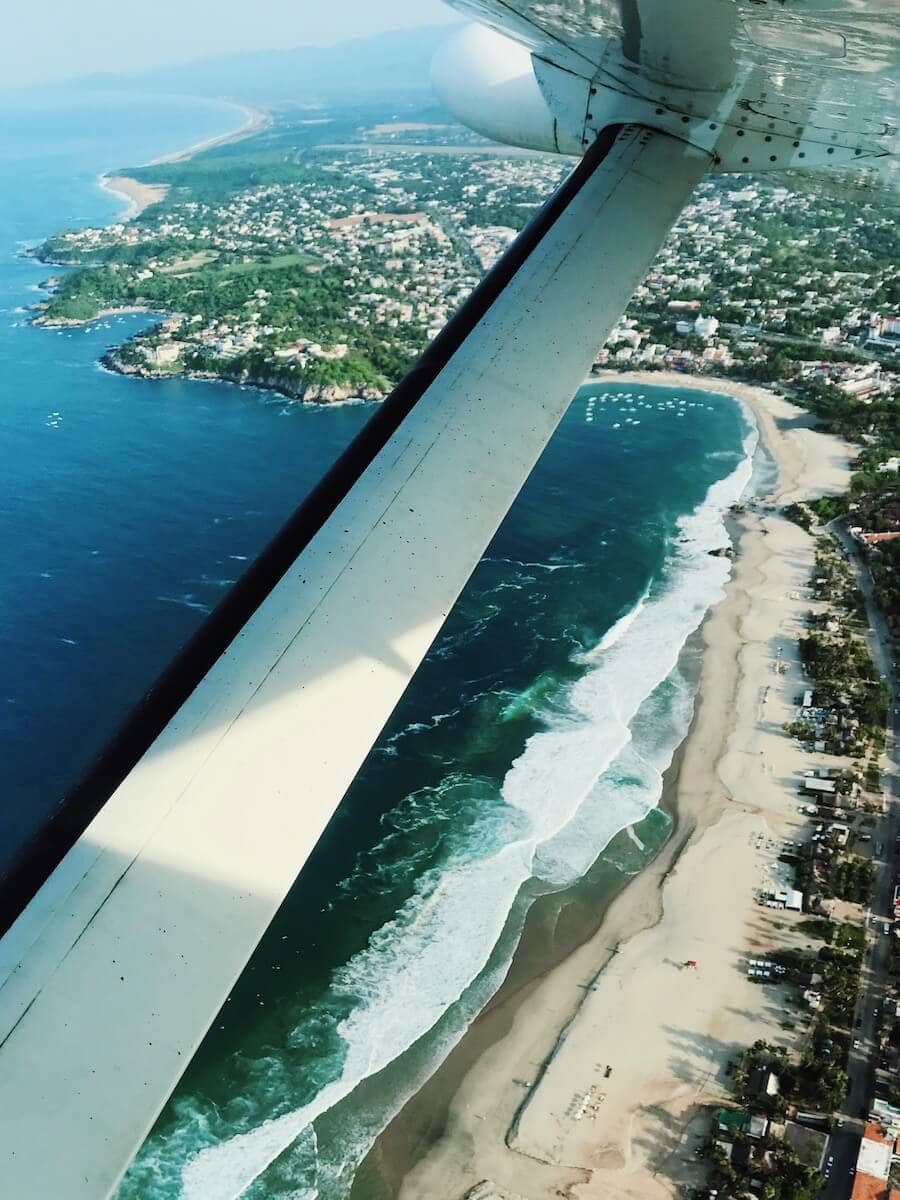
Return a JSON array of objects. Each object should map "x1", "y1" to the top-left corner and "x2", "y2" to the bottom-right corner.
[
  {"x1": 357, "y1": 373, "x2": 855, "y2": 1200},
  {"x1": 96, "y1": 102, "x2": 269, "y2": 221},
  {"x1": 148, "y1": 101, "x2": 269, "y2": 165},
  {"x1": 34, "y1": 304, "x2": 151, "y2": 328},
  {"x1": 103, "y1": 354, "x2": 387, "y2": 404},
  {"x1": 32, "y1": 102, "x2": 272, "y2": 331},
  {"x1": 98, "y1": 175, "x2": 168, "y2": 220},
  {"x1": 35, "y1": 101, "x2": 374, "y2": 405}
]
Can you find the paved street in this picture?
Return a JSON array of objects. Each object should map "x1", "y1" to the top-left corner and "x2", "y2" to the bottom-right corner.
[{"x1": 821, "y1": 524, "x2": 899, "y2": 1197}]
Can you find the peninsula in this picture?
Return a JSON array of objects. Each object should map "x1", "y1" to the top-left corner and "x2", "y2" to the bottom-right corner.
[
  {"x1": 29, "y1": 106, "x2": 900, "y2": 413},
  {"x1": 29, "y1": 109, "x2": 567, "y2": 402}
]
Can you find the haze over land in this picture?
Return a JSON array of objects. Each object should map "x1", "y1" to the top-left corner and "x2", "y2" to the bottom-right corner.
[
  {"x1": 3, "y1": 0, "x2": 458, "y2": 89},
  {"x1": 63, "y1": 25, "x2": 462, "y2": 104}
]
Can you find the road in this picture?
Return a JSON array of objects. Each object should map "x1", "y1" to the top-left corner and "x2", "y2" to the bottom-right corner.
[
  {"x1": 720, "y1": 323, "x2": 887, "y2": 366},
  {"x1": 821, "y1": 523, "x2": 900, "y2": 1197}
]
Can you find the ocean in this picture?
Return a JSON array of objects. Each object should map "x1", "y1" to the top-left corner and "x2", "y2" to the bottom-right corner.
[
  {"x1": 0, "y1": 91, "x2": 374, "y2": 858},
  {"x1": 1, "y1": 92, "x2": 756, "y2": 1198}
]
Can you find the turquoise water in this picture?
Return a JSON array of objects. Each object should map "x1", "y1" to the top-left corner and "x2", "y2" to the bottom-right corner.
[
  {"x1": 0, "y1": 92, "x2": 754, "y2": 1199},
  {"x1": 122, "y1": 385, "x2": 756, "y2": 1199}
]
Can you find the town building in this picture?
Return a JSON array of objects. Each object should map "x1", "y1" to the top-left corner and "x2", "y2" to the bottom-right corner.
[
  {"x1": 802, "y1": 777, "x2": 837, "y2": 798},
  {"x1": 851, "y1": 1123, "x2": 900, "y2": 1200}
]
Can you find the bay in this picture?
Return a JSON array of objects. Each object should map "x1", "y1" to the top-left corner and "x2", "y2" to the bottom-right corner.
[{"x1": 0, "y1": 90, "x2": 753, "y2": 1200}]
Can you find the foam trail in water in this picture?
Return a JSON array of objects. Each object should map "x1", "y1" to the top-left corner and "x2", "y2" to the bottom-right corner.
[
  {"x1": 180, "y1": 423, "x2": 758, "y2": 1200},
  {"x1": 588, "y1": 586, "x2": 649, "y2": 656}
]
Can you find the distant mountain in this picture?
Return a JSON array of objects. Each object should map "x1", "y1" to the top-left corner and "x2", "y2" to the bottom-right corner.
[{"x1": 66, "y1": 25, "x2": 462, "y2": 106}]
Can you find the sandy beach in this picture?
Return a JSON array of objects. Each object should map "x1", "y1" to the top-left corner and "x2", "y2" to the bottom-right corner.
[
  {"x1": 98, "y1": 103, "x2": 270, "y2": 220},
  {"x1": 99, "y1": 175, "x2": 169, "y2": 220},
  {"x1": 365, "y1": 372, "x2": 855, "y2": 1200},
  {"x1": 147, "y1": 102, "x2": 269, "y2": 165}
]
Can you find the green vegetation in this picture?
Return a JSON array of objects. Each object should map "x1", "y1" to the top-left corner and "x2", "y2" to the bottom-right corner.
[
  {"x1": 51, "y1": 257, "x2": 339, "y2": 334},
  {"x1": 37, "y1": 200, "x2": 428, "y2": 393},
  {"x1": 799, "y1": 630, "x2": 886, "y2": 726},
  {"x1": 733, "y1": 1038, "x2": 849, "y2": 1115},
  {"x1": 706, "y1": 1132, "x2": 821, "y2": 1200},
  {"x1": 759, "y1": 1152, "x2": 822, "y2": 1200},
  {"x1": 129, "y1": 148, "x2": 311, "y2": 203},
  {"x1": 826, "y1": 855, "x2": 876, "y2": 905},
  {"x1": 32, "y1": 108, "x2": 569, "y2": 399},
  {"x1": 794, "y1": 378, "x2": 900, "y2": 443},
  {"x1": 789, "y1": 534, "x2": 890, "y2": 766},
  {"x1": 788, "y1": 376, "x2": 899, "y2": 639},
  {"x1": 783, "y1": 718, "x2": 815, "y2": 742},
  {"x1": 818, "y1": 946, "x2": 863, "y2": 1028},
  {"x1": 707, "y1": 1042, "x2": 828, "y2": 1199},
  {"x1": 795, "y1": 918, "x2": 866, "y2": 950},
  {"x1": 834, "y1": 922, "x2": 867, "y2": 950},
  {"x1": 783, "y1": 502, "x2": 813, "y2": 531}
]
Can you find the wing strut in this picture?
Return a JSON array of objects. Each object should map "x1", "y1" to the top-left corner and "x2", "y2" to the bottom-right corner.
[{"x1": 0, "y1": 125, "x2": 710, "y2": 1199}]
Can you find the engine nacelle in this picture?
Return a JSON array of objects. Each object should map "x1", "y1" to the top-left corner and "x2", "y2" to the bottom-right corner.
[{"x1": 431, "y1": 23, "x2": 585, "y2": 157}]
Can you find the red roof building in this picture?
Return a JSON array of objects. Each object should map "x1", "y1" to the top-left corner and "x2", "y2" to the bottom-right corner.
[{"x1": 851, "y1": 1123, "x2": 899, "y2": 1200}]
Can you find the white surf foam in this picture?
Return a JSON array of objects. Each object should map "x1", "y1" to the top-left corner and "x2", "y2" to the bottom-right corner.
[
  {"x1": 588, "y1": 587, "x2": 649, "y2": 655},
  {"x1": 179, "y1": 421, "x2": 759, "y2": 1200},
  {"x1": 181, "y1": 844, "x2": 532, "y2": 1199}
]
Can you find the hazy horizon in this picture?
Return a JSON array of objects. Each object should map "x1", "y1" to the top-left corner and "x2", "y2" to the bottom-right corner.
[{"x1": 4, "y1": 1, "x2": 458, "y2": 89}]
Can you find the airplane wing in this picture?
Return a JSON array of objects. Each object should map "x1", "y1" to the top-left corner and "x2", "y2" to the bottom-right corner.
[
  {"x1": 435, "y1": 1, "x2": 900, "y2": 187},
  {"x1": 1, "y1": 2, "x2": 897, "y2": 1195}
]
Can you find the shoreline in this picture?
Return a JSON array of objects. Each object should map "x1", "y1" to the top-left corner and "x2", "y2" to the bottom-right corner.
[
  {"x1": 357, "y1": 373, "x2": 855, "y2": 1199},
  {"x1": 148, "y1": 101, "x2": 269, "y2": 166},
  {"x1": 97, "y1": 102, "x2": 270, "y2": 220},
  {"x1": 35, "y1": 101, "x2": 382, "y2": 409},
  {"x1": 32, "y1": 103, "x2": 272, "y2": 335},
  {"x1": 98, "y1": 176, "x2": 168, "y2": 220},
  {"x1": 101, "y1": 353, "x2": 387, "y2": 405},
  {"x1": 34, "y1": 304, "x2": 152, "y2": 328}
]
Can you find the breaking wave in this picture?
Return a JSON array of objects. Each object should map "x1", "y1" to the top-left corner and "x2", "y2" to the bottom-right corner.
[{"x1": 170, "y1": 421, "x2": 759, "y2": 1200}]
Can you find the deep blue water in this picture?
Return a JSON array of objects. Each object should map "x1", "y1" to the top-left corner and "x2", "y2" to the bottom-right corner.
[
  {"x1": 0, "y1": 92, "x2": 756, "y2": 1200},
  {"x1": 0, "y1": 92, "x2": 373, "y2": 857}
]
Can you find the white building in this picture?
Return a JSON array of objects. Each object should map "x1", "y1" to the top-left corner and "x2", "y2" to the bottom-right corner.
[
  {"x1": 143, "y1": 344, "x2": 180, "y2": 367},
  {"x1": 694, "y1": 314, "x2": 719, "y2": 339}
]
